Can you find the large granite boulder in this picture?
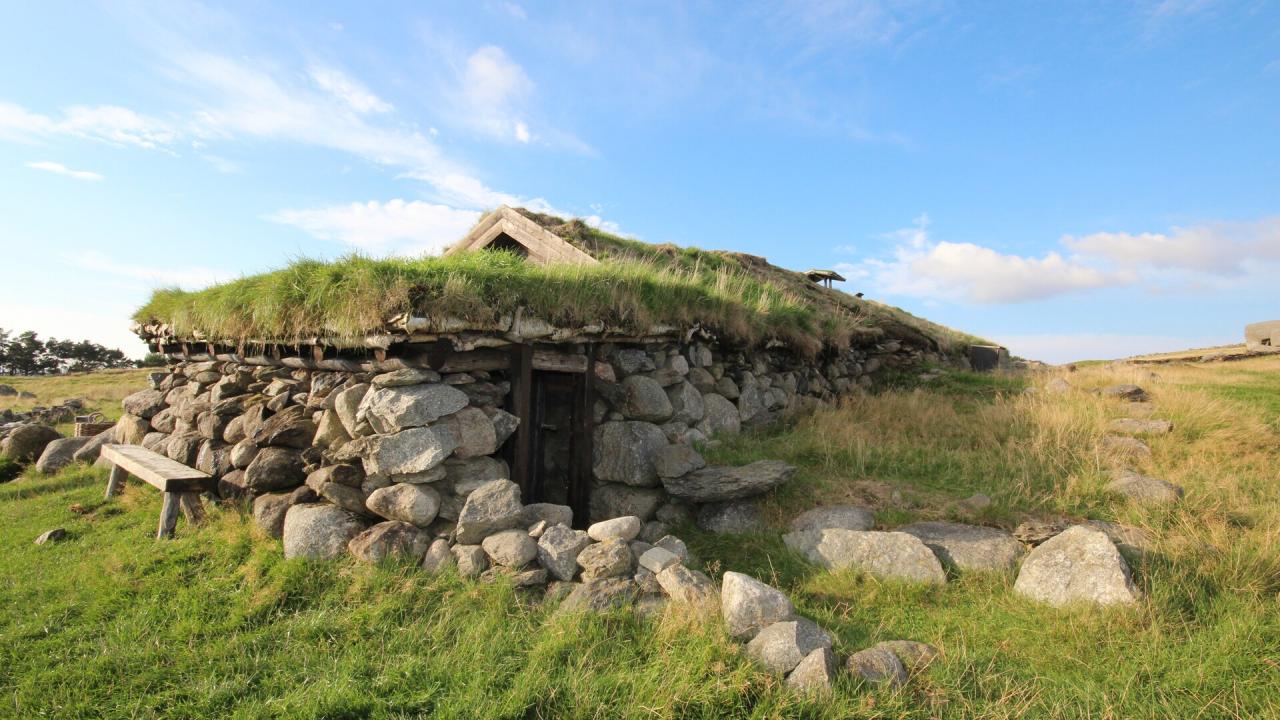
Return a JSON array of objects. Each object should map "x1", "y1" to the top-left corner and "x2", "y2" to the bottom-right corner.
[
  {"x1": 663, "y1": 460, "x2": 795, "y2": 503},
  {"x1": 34, "y1": 436, "x2": 91, "y2": 474},
  {"x1": 72, "y1": 428, "x2": 117, "y2": 463},
  {"x1": 333, "y1": 383, "x2": 370, "y2": 436},
  {"x1": 790, "y1": 505, "x2": 875, "y2": 534},
  {"x1": 787, "y1": 647, "x2": 837, "y2": 696},
  {"x1": 443, "y1": 407, "x2": 498, "y2": 459},
  {"x1": 589, "y1": 484, "x2": 664, "y2": 523},
  {"x1": 365, "y1": 483, "x2": 441, "y2": 527},
  {"x1": 618, "y1": 375, "x2": 674, "y2": 422},
  {"x1": 364, "y1": 426, "x2": 459, "y2": 477},
  {"x1": 784, "y1": 529, "x2": 946, "y2": 584},
  {"x1": 244, "y1": 446, "x2": 306, "y2": 491},
  {"x1": 1013, "y1": 525, "x2": 1140, "y2": 607},
  {"x1": 455, "y1": 479, "x2": 524, "y2": 543},
  {"x1": 720, "y1": 571, "x2": 795, "y2": 640},
  {"x1": 592, "y1": 421, "x2": 668, "y2": 487},
  {"x1": 121, "y1": 389, "x2": 167, "y2": 419},
  {"x1": 698, "y1": 393, "x2": 741, "y2": 437},
  {"x1": 1, "y1": 424, "x2": 62, "y2": 462},
  {"x1": 358, "y1": 383, "x2": 469, "y2": 434},
  {"x1": 745, "y1": 619, "x2": 833, "y2": 674},
  {"x1": 282, "y1": 503, "x2": 368, "y2": 559},
  {"x1": 665, "y1": 381, "x2": 705, "y2": 425},
  {"x1": 897, "y1": 521, "x2": 1026, "y2": 573},
  {"x1": 114, "y1": 413, "x2": 150, "y2": 445},
  {"x1": 348, "y1": 521, "x2": 431, "y2": 563},
  {"x1": 1107, "y1": 470, "x2": 1184, "y2": 505}
]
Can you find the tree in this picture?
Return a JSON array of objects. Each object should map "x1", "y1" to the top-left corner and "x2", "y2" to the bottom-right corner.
[{"x1": 0, "y1": 329, "x2": 137, "y2": 375}]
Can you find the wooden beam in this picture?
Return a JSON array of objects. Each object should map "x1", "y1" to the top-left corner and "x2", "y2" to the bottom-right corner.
[
  {"x1": 101, "y1": 445, "x2": 216, "y2": 494},
  {"x1": 531, "y1": 349, "x2": 588, "y2": 374},
  {"x1": 569, "y1": 344, "x2": 596, "y2": 528},
  {"x1": 104, "y1": 464, "x2": 128, "y2": 500},
  {"x1": 509, "y1": 345, "x2": 534, "y2": 501},
  {"x1": 156, "y1": 492, "x2": 181, "y2": 539}
]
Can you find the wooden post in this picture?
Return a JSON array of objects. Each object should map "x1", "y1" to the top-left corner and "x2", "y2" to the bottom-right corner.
[
  {"x1": 178, "y1": 492, "x2": 205, "y2": 524},
  {"x1": 104, "y1": 464, "x2": 127, "y2": 500},
  {"x1": 510, "y1": 344, "x2": 534, "y2": 500},
  {"x1": 569, "y1": 345, "x2": 596, "y2": 528},
  {"x1": 156, "y1": 492, "x2": 181, "y2": 539}
]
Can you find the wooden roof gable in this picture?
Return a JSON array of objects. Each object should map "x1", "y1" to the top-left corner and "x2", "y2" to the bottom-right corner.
[{"x1": 444, "y1": 206, "x2": 598, "y2": 266}]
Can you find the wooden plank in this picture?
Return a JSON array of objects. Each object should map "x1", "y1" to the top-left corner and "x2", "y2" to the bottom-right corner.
[
  {"x1": 509, "y1": 345, "x2": 534, "y2": 500},
  {"x1": 156, "y1": 492, "x2": 181, "y2": 539},
  {"x1": 104, "y1": 464, "x2": 128, "y2": 500},
  {"x1": 101, "y1": 444, "x2": 215, "y2": 494},
  {"x1": 531, "y1": 349, "x2": 588, "y2": 374}
]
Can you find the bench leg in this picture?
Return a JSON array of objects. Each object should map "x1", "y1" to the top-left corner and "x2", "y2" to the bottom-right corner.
[
  {"x1": 156, "y1": 492, "x2": 181, "y2": 539},
  {"x1": 178, "y1": 492, "x2": 206, "y2": 524},
  {"x1": 105, "y1": 464, "x2": 127, "y2": 500}
]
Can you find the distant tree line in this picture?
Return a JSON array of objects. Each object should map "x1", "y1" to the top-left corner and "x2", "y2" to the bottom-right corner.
[{"x1": 0, "y1": 328, "x2": 166, "y2": 375}]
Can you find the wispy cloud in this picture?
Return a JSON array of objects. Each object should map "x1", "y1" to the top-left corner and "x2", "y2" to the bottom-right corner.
[
  {"x1": 1, "y1": 102, "x2": 179, "y2": 150},
  {"x1": 26, "y1": 160, "x2": 103, "y2": 181},
  {"x1": 269, "y1": 199, "x2": 481, "y2": 256},
  {"x1": 996, "y1": 332, "x2": 1236, "y2": 365},
  {"x1": 308, "y1": 65, "x2": 393, "y2": 114},
  {"x1": 1063, "y1": 219, "x2": 1280, "y2": 276},
  {"x1": 63, "y1": 250, "x2": 222, "y2": 289}
]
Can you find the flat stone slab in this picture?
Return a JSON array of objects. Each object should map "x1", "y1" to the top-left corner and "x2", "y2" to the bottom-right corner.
[
  {"x1": 784, "y1": 529, "x2": 946, "y2": 584},
  {"x1": 1097, "y1": 384, "x2": 1149, "y2": 402},
  {"x1": 662, "y1": 460, "x2": 795, "y2": 503},
  {"x1": 1099, "y1": 435, "x2": 1151, "y2": 458},
  {"x1": 789, "y1": 505, "x2": 874, "y2": 534},
  {"x1": 1107, "y1": 470, "x2": 1184, "y2": 505},
  {"x1": 897, "y1": 521, "x2": 1026, "y2": 573},
  {"x1": 1108, "y1": 418, "x2": 1173, "y2": 436},
  {"x1": 1013, "y1": 525, "x2": 1140, "y2": 608}
]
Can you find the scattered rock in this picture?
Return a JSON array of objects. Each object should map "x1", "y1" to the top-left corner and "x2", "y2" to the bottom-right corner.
[
  {"x1": 873, "y1": 640, "x2": 939, "y2": 673},
  {"x1": 1099, "y1": 435, "x2": 1152, "y2": 458},
  {"x1": 897, "y1": 521, "x2": 1026, "y2": 573},
  {"x1": 663, "y1": 460, "x2": 795, "y2": 503},
  {"x1": 787, "y1": 647, "x2": 836, "y2": 696},
  {"x1": 587, "y1": 515, "x2": 642, "y2": 542},
  {"x1": 365, "y1": 483, "x2": 441, "y2": 526},
  {"x1": 720, "y1": 571, "x2": 795, "y2": 640},
  {"x1": 1013, "y1": 525, "x2": 1140, "y2": 607},
  {"x1": 696, "y1": 500, "x2": 763, "y2": 534},
  {"x1": 34, "y1": 528, "x2": 67, "y2": 545},
  {"x1": 455, "y1": 479, "x2": 524, "y2": 543},
  {"x1": 422, "y1": 538, "x2": 454, "y2": 573},
  {"x1": 452, "y1": 544, "x2": 489, "y2": 578},
  {"x1": 72, "y1": 429, "x2": 117, "y2": 463},
  {"x1": 481, "y1": 529, "x2": 538, "y2": 568},
  {"x1": 1107, "y1": 470, "x2": 1184, "y2": 505},
  {"x1": 790, "y1": 505, "x2": 875, "y2": 534},
  {"x1": 576, "y1": 538, "x2": 634, "y2": 582},
  {"x1": 1014, "y1": 519, "x2": 1069, "y2": 546},
  {"x1": 537, "y1": 524, "x2": 592, "y2": 581},
  {"x1": 638, "y1": 546, "x2": 680, "y2": 574},
  {"x1": 784, "y1": 529, "x2": 947, "y2": 584},
  {"x1": 34, "y1": 436, "x2": 91, "y2": 474},
  {"x1": 558, "y1": 577, "x2": 638, "y2": 613},
  {"x1": 655, "y1": 564, "x2": 717, "y2": 604},
  {"x1": 1, "y1": 424, "x2": 62, "y2": 462},
  {"x1": 348, "y1": 521, "x2": 431, "y2": 563},
  {"x1": 745, "y1": 619, "x2": 833, "y2": 674},
  {"x1": 846, "y1": 647, "x2": 907, "y2": 687},
  {"x1": 1098, "y1": 384, "x2": 1149, "y2": 402},
  {"x1": 282, "y1": 503, "x2": 368, "y2": 560}
]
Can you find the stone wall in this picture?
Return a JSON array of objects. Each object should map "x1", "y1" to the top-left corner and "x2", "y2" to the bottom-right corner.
[{"x1": 114, "y1": 336, "x2": 938, "y2": 555}]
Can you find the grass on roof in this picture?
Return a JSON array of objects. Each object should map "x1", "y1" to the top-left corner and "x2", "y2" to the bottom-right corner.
[{"x1": 134, "y1": 213, "x2": 988, "y2": 354}]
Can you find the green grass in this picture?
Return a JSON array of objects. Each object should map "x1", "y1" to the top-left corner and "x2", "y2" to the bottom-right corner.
[
  {"x1": 132, "y1": 213, "x2": 989, "y2": 357},
  {"x1": 3, "y1": 363, "x2": 1278, "y2": 718}
]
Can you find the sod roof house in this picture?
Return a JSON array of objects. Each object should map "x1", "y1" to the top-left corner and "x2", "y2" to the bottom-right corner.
[{"x1": 125, "y1": 207, "x2": 983, "y2": 549}]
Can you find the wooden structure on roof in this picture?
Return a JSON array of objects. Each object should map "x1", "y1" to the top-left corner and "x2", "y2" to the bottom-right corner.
[
  {"x1": 804, "y1": 269, "x2": 846, "y2": 288},
  {"x1": 445, "y1": 206, "x2": 598, "y2": 266}
]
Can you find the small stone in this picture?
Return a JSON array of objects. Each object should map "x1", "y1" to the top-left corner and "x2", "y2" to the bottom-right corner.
[
  {"x1": 873, "y1": 640, "x2": 940, "y2": 673},
  {"x1": 618, "y1": 376, "x2": 674, "y2": 422},
  {"x1": 34, "y1": 528, "x2": 67, "y2": 545},
  {"x1": 655, "y1": 564, "x2": 717, "y2": 604},
  {"x1": 1098, "y1": 384, "x2": 1148, "y2": 402},
  {"x1": 1013, "y1": 525, "x2": 1140, "y2": 607},
  {"x1": 443, "y1": 406, "x2": 498, "y2": 459},
  {"x1": 653, "y1": 444, "x2": 706, "y2": 479},
  {"x1": 481, "y1": 529, "x2": 538, "y2": 568},
  {"x1": 365, "y1": 483, "x2": 441, "y2": 527},
  {"x1": 790, "y1": 505, "x2": 874, "y2": 534},
  {"x1": 846, "y1": 647, "x2": 908, "y2": 687},
  {"x1": 519, "y1": 502, "x2": 573, "y2": 528},
  {"x1": 371, "y1": 368, "x2": 441, "y2": 388},
  {"x1": 1108, "y1": 418, "x2": 1174, "y2": 436},
  {"x1": 587, "y1": 515, "x2": 642, "y2": 542},
  {"x1": 746, "y1": 619, "x2": 833, "y2": 674},
  {"x1": 576, "y1": 538, "x2": 634, "y2": 582},
  {"x1": 455, "y1": 479, "x2": 524, "y2": 543},
  {"x1": 121, "y1": 389, "x2": 167, "y2": 419},
  {"x1": 283, "y1": 504, "x2": 368, "y2": 560},
  {"x1": 787, "y1": 647, "x2": 836, "y2": 696},
  {"x1": 1107, "y1": 470, "x2": 1184, "y2": 505},
  {"x1": 527, "y1": 519, "x2": 548, "y2": 538},
  {"x1": 348, "y1": 521, "x2": 430, "y2": 563},
  {"x1": 720, "y1": 571, "x2": 795, "y2": 640},
  {"x1": 638, "y1": 546, "x2": 680, "y2": 574},
  {"x1": 421, "y1": 538, "x2": 454, "y2": 573},
  {"x1": 537, "y1": 524, "x2": 592, "y2": 581},
  {"x1": 655, "y1": 535, "x2": 689, "y2": 562},
  {"x1": 452, "y1": 544, "x2": 489, "y2": 578},
  {"x1": 1099, "y1": 435, "x2": 1152, "y2": 458},
  {"x1": 364, "y1": 426, "x2": 459, "y2": 477},
  {"x1": 358, "y1": 383, "x2": 469, "y2": 434},
  {"x1": 592, "y1": 421, "x2": 669, "y2": 487},
  {"x1": 558, "y1": 577, "x2": 638, "y2": 613}
]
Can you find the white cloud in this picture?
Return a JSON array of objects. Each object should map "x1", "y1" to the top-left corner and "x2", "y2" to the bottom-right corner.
[
  {"x1": 64, "y1": 250, "x2": 223, "y2": 289},
  {"x1": 26, "y1": 160, "x2": 103, "y2": 181},
  {"x1": 840, "y1": 216, "x2": 1130, "y2": 303},
  {"x1": 0, "y1": 102, "x2": 178, "y2": 150},
  {"x1": 308, "y1": 65, "x2": 393, "y2": 114},
  {"x1": 270, "y1": 200, "x2": 482, "y2": 256},
  {"x1": 454, "y1": 45, "x2": 536, "y2": 143},
  {"x1": 1063, "y1": 218, "x2": 1280, "y2": 276}
]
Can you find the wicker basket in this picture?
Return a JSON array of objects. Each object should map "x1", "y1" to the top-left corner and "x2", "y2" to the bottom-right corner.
[{"x1": 75, "y1": 413, "x2": 114, "y2": 438}]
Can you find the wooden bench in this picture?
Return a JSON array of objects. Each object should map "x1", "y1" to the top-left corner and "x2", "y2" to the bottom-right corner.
[{"x1": 101, "y1": 444, "x2": 217, "y2": 539}]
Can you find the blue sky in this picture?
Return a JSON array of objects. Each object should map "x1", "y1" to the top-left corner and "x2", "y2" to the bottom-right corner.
[{"x1": 1, "y1": 1, "x2": 1277, "y2": 363}]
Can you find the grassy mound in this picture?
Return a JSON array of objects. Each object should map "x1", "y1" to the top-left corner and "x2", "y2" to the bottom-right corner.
[
  {"x1": 133, "y1": 215, "x2": 986, "y2": 355},
  {"x1": 3, "y1": 361, "x2": 1277, "y2": 717}
]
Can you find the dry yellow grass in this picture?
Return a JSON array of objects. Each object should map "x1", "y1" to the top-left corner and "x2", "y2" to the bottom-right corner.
[{"x1": 0, "y1": 368, "x2": 154, "y2": 433}]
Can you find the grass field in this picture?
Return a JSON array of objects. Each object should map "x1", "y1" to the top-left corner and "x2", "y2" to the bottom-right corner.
[{"x1": 1, "y1": 360, "x2": 1277, "y2": 718}]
